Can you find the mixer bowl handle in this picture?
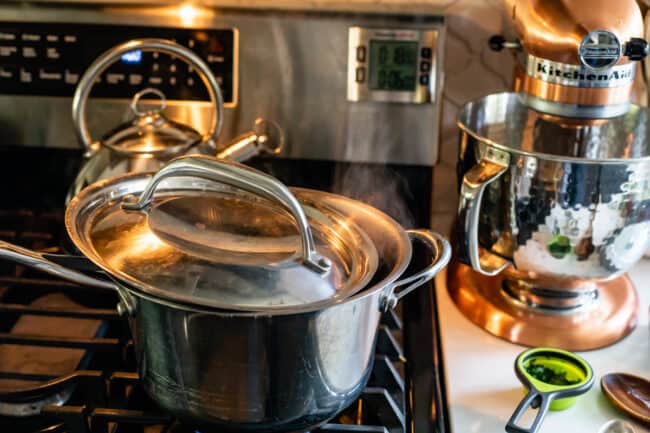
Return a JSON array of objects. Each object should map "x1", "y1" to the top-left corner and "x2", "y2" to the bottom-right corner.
[{"x1": 458, "y1": 155, "x2": 510, "y2": 276}]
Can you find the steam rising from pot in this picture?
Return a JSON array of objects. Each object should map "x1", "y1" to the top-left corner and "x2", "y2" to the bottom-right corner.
[{"x1": 332, "y1": 164, "x2": 415, "y2": 229}]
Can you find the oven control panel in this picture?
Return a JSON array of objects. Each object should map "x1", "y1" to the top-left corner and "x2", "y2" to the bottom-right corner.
[
  {"x1": 347, "y1": 27, "x2": 438, "y2": 104},
  {"x1": 0, "y1": 23, "x2": 238, "y2": 105}
]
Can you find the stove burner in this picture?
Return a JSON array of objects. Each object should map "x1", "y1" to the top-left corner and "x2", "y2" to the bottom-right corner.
[{"x1": 0, "y1": 210, "x2": 408, "y2": 433}]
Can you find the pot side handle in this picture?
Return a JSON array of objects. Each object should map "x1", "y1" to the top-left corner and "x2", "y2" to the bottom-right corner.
[
  {"x1": 380, "y1": 230, "x2": 451, "y2": 312},
  {"x1": 0, "y1": 240, "x2": 136, "y2": 316},
  {"x1": 458, "y1": 158, "x2": 510, "y2": 276}
]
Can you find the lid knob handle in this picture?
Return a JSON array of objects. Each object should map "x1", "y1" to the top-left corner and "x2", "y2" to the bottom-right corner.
[{"x1": 121, "y1": 155, "x2": 332, "y2": 275}]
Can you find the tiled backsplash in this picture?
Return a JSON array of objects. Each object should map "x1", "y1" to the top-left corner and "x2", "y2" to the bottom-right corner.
[{"x1": 433, "y1": 0, "x2": 514, "y2": 228}]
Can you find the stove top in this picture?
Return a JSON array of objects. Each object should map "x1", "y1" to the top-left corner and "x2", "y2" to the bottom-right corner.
[{"x1": 0, "y1": 147, "x2": 448, "y2": 433}]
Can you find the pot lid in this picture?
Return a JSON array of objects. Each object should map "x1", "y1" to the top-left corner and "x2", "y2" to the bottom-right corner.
[
  {"x1": 70, "y1": 156, "x2": 378, "y2": 311},
  {"x1": 101, "y1": 88, "x2": 201, "y2": 157}
]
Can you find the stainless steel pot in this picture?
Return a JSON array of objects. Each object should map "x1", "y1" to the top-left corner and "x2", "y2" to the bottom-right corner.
[
  {"x1": 458, "y1": 92, "x2": 650, "y2": 280},
  {"x1": 67, "y1": 39, "x2": 283, "y2": 202},
  {"x1": 0, "y1": 157, "x2": 451, "y2": 431}
]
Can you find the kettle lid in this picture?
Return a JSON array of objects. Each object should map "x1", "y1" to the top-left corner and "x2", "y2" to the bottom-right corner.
[{"x1": 102, "y1": 88, "x2": 202, "y2": 157}]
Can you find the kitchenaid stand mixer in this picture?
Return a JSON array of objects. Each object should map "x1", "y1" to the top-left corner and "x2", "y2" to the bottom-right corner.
[{"x1": 449, "y1": 0, "x2": 650, "y2": 350}]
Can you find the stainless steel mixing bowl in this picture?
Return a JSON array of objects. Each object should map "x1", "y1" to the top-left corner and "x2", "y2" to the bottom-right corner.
[{"x1": 457, "y1": 92, "x2": 650, "y2": 280}]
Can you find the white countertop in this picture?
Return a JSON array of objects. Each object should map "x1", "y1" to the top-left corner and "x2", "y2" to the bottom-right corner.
[{"x1": 436, "y1": 260, "x2": 650, "y2": 433}]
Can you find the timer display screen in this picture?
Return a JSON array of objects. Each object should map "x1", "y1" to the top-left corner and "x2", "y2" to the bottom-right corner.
[{"x1": 368, "y1": 40, "x2": 418, "y2": 91}]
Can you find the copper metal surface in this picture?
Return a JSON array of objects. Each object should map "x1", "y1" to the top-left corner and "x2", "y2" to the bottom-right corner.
[
  {"x1": 516, "y1": 73, "x2": 634, "y2": 106},
  {"x1": 502, "y1": 266, "x2": 609, "y2": 293},
  {"x1": 504, "y1": 0, "x2": 644, "y2": 65},
  {"x1": 446, "y1": 261, "x2": 639, "y2": 351}
]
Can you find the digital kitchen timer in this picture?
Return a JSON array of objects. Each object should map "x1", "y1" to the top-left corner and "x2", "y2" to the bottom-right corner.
[{"x1": 347, "y1": 27, "x2": 439, "y2": 103}]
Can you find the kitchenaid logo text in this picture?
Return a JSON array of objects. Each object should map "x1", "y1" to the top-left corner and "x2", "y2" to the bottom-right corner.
[
  {"x1": 526, "y1": 55, "x2": 635, "y2": 88},
  {"x1": 536, "y1": 63, "x2": 633, "y2": 81}
]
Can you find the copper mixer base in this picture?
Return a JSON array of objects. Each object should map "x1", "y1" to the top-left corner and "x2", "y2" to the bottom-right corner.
[{"x1": 447, "y1": 261, "x2": 638, "y2": 351}]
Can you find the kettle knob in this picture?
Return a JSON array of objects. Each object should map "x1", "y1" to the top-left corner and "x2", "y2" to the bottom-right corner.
[{"x1": 130, "y1": 87, "x2": 167, "y2": 117}]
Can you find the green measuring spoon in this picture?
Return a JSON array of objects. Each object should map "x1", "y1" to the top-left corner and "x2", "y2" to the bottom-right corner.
[{"x1": 506, "y1": 347, "x2": 594, "y2": 433}]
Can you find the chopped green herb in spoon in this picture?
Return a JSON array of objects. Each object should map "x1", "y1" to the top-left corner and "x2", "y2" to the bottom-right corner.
[{"x1": 525, "y1": 360, "x2": 581, "y2": 386}]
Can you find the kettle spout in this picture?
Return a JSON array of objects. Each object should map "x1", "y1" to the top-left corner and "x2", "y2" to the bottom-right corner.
[{"x1": 216, "y1": 118, "x2": 285, "y2": 162}]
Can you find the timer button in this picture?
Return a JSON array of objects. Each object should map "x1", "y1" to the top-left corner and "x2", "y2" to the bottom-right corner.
[
  {"x1": 46, "y1": 47, "x2": 62, "y2": 60},
  {"x1": 22, "y1": 46, "x2": 39, "y2": 59},
  {"x1": 0, "y1": 46, "x2": 18, "y2": 59},
  {"x1": 39, "y1": 69, "x2": 63, "y2": 82},
  {"x1": 421, "y1": 47, "x2": 432, "y2": 59},
  {"x1": 19, "y1": 67, "x2": 33, "y2": 83},
  {"x1": 106, "y1": 73, "x2": 125, "y2": 85},
  {"x1": 0, "y1": 65, "x2": 16, "y2": 81},
  {"x1": 355, "y1": 66, "x2": 366, "y2": 83},
  {"x1": 356, "y1": 46, "x2": 366, "y2": 62},
  {"x1": 21, "y1": 33, "x2": 41, "y2": 42},
  {"x1": 129, "y1": 74, "x2": 143, "y2": 86},
  {"x1": 420, "y1": 61, "x2": 431, "y2": 72},
  {"x1": 65, "y1": 70, "x2": 80, "y2": 85}
]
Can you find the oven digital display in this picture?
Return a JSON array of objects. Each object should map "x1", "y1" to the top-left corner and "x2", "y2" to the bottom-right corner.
[
  {"x1": 121, "y1": 50, "x2": 143, "y2": 64},
  {"x1": 368, "y1": 40, "x2": 418, "y2": 91},
  {"x1": 0, "y1": 22, "x2": 237, "y2": 103}
]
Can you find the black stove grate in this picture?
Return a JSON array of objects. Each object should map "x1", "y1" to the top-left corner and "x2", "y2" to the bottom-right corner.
[{"x1": 0, "y1": 210, "x2": 407, "y2": 433}]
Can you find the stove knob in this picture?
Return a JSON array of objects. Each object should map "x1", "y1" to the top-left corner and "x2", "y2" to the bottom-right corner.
[{"x1": 624, "y1": 38, "x2": 649, "y2": 61}]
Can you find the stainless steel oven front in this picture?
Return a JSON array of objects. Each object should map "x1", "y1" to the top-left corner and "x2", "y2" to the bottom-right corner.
[{"x1": 0, "y1": 2, "x2": 444, "y2": 166}]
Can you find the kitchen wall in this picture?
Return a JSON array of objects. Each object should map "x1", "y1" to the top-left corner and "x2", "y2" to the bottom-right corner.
[{"x1": 432, "y1": 0, "x2": 515, "y2": 231}]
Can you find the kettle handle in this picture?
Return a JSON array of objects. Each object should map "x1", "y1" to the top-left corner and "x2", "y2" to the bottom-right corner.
[
  {"x1": 72, "y1": 38, "x2": 224, "y2": 157},
  {"x1": 458, "y1": 158, "x2": 510, "y2": 276}
]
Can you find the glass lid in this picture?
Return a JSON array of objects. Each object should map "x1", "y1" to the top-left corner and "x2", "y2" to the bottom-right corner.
[
  {"x1": 101, "y1": 88, "x2": 202, "y2": 157},
  {"x1": 70, "y1": 156, "x2": 378, "y2": 311}
]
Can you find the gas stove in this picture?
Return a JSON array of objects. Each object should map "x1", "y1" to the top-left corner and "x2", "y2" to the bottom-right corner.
[
  {"x1": 0, "y1": 3, "x2": 447, "y2": 431},
  {"x1": 0, "y1": 148, "x2": 448, "y2": 433}
]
